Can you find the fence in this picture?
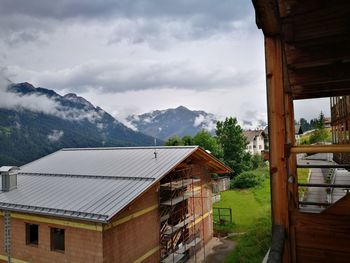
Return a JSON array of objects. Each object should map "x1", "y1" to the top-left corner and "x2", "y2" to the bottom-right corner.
[
  {"x1": 213, "y1": 207, "x2": 232, "y2": 225},
  {"x1": 212, "y1": 176, "x2": 231, "y2": 193}
]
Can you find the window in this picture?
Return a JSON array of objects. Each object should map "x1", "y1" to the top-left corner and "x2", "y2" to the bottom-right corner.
[
  {"x1": 51, "y1": 228, "x2": 65, "y2": 252},
  {"x1": 259, "y1": 145, "x2": 262, "y2": 149},
  {"x1": 26, "y1": 223, "x2": 39, "y2": 246}
]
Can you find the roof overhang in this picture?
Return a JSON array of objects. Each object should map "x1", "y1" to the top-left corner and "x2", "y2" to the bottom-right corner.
[
  {"x1": 190, "y1": 147, "x2": 232, "y2": 174},
  {"x1": 253, "y1": 0, "x2": 350, "y2": 100}
]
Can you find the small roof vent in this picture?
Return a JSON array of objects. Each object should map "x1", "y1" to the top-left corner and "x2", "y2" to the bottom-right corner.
[{"x1": 0, "y1": 166, "x2": 19, "y2": 192}]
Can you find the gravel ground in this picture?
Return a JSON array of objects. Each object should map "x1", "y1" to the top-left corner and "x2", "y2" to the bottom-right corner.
[{"x1": 187, "y1": 237, "x2": 235, "y2": 263}]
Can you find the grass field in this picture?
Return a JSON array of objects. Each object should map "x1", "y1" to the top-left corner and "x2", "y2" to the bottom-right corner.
[
  {"x1": 297, "y1": 168, "x2": 310, "y2": 199},
  {"x1": 213, "y1": 167, "x2": 271, "y2": 232},
  {"x1": 299, "y1": 127, "x2": 332, "y2": 144},
  {"x1": 213, "y1": 167, "x2": 271, "y2": 262},
  {"x1": 213, "y1": 167, "x2": 310, "y2": 262}
]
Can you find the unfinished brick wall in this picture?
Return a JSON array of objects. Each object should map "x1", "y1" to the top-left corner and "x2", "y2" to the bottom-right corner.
[
  {"x1": 102, "y1": 184, "x2": 160, "y2": 263},
  {"x1": 0, "y1": 214, "x2": 103, "y2": 263}
]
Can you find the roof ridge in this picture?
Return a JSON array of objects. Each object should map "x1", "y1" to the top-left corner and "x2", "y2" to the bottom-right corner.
[
  {"x1": 61, "y1": 146, "x2": 198, "y2": 151},
  {"x1": 19, "y1": 172, "x2": 155, "y2": 181}
]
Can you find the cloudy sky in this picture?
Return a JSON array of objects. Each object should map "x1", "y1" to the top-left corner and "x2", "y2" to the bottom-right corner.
[{"x1": 0, "y1": 0, "x2": 329, "y2": 125}]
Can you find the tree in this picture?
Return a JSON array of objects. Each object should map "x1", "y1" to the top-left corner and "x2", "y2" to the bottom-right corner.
[
  {"x1": 216, "y1": 117, "x2": 251, "y2": 175},
  {"x1": 165, "y1": 135, "x2": 183, "y2": 146},
  {"x1": 251, "y1": 154, "x2": 266, "y2": 169},
  {"x1": 316, "y1": 111, "x2": 325, "y2": 129},
  {"x1": 299, "y1": 118, "x2": 310, "y2": 132},
  {"x1": 309, "y1": 111, "x2": 329, "y2": 144},
  {"x1": 193, "y1": 130, "x2": 223, "y2": 158},
  {"x1": 182, "y1": 135, "x2": 194, "y2": 146}
]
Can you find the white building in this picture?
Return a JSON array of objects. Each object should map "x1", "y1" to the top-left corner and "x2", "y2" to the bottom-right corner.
[{"x1": 244, "y1": 130, "x2": 266, "y2": 155}]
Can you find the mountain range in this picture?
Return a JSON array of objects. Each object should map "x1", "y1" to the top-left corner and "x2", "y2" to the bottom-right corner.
[
  {"x1": 127, "y1": 106, "x2": 217, "y2": 140},
  {"x1": 0, "y1": 82, "x2": 156, "y2": 166},
  {"x1": 0, "y1": 81, "x2": 267, "y2": 166}
]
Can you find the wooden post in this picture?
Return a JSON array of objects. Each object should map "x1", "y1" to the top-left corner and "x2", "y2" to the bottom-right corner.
[{"x1": 265, "y1": 36, "x2": 290, "y2": 262}]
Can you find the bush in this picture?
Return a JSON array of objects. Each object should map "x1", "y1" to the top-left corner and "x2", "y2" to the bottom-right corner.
[
  {"x1": 231, "y1": 171, "x2": 263, "y2": 189},
  {"x1": 251, "y1": 154, "x2": 266, "y2": 169}
]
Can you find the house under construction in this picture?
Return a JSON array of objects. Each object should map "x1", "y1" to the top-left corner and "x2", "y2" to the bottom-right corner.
[
  {"x1": 0, "y1": 146, "x2": 230, "y2": 263},
  {"x1": 252, "y1": 0, "x2": 350, "y2": 262}
]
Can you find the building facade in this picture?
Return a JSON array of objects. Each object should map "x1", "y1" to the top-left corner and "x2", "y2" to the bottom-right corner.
[
  {"x1": 331, "y1": 96, "x2": 350, "y2": 164},
  {"x1": 243, "y1": 130, "x2": 266, "y2": 155}
]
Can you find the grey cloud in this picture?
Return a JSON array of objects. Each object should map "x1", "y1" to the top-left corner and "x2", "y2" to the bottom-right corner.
[
  {"x1": 5, "y1": 30, "x2": 40, "y2": 46},
  {"x1": 16, "y1": 60, "x2": 257, "y2": 93},
  {"x1": 0, "y1": 1, "x2": 254, "y2": 47},
  {"x1": 106, "y1": 17, "x2": 247, "y2": 47},
  {"x1": 0, "y1": 0, "x2": 252, "y2": 22},
  {"x1": 47, "y1": 130, "x2": 64, "y2": 142},
  {"x1": 193, "y1": 114, "x2": 216, "y2": 132},
  {"x1": 0, "y1": 14, "x2": 55, "y2": 46}
]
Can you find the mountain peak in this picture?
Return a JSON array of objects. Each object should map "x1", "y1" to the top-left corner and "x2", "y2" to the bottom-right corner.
[
  {"x1": 8, "y1": 82, "x2": 36, "y2": 94},
  {"x1": 175, "y1": 105, "x2": 189, "y2": 111},
  {"x1": 127, "y1": 106, "x2": 217, "y2": 140},
  {"x1": 64, "y1": 93, "x2": 78, "y2": 98},
  {"x1": 64, "y1": 93, "x2": 94, "y2": 108},
  {"x1": 0, "y1": 82, "x2": 157, "y2": 166}
]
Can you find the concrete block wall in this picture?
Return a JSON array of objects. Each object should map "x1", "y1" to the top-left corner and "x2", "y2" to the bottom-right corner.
[
  {"x1": 102, "y1": 184, "x2": 160, "y2": 263},
  {"x1": 0, "y1": 214, "x2": 103, "y2": 263}
]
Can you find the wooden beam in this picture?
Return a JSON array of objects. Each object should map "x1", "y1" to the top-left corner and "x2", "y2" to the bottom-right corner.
[
  {"x1": 288, "y1": 62, "x2": 350, "y2": 87},
  {"x1": 291, "y1": 81, "x2": 350, "y2": 100},
  {"x1": 252, "y1": 0, "x2": 281, "y2": 36},
  {"x1": 265, "y1": 36, "x2": 291, "y2": 262},
  {"x1": 285, "y1": 42, "x2": 350, "y2": 69},
  {"x1": 291, "y1": 144, "x2": 350, "y2": 154},
  {"x1": 285, "y1": 0, "x2": 345, "y2": 17},
  {"x1": 283, "y1": 4, "x2": 350, "y2": 43}
]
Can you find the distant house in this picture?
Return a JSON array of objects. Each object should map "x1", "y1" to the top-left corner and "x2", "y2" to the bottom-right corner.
[
  {"x1": 0, "y1": 146, "x2": 230, "y2": 263},
  {"x1": 243, "y1": 130, "x2": 266, "y2": 155},
  {"x1": 324, "y1": 117, "x2": 331, "y2": 128}
]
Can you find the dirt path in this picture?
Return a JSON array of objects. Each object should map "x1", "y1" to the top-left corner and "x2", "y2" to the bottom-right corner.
[{"x1": 187, "y1": 237, "x2": 235, "y2": 263}]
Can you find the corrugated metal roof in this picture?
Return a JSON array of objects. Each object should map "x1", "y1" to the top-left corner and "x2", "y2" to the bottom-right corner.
[{"x1": 0, "y1": 146, "x2": 198, "y2": 223}]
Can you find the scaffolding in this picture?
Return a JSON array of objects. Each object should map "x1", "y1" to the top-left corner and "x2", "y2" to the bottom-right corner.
[{"x1": 159, "y1": 165, "x2": 209, "y2": 263}]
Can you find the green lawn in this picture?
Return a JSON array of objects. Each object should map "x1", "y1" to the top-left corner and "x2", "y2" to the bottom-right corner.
[
  {"x1": 214, "y1": 167, "x2": 271, "y2": 232},
  {"x1": 214, "y1": 167, "x2": 309, "y2": 262},
  {"x1": 224, "y1": 216, "x2": 271, "y2": 263},
  {"x1": 213, "y1": 167, "x2": 272, "y2": 262},
  {"x1": 297, "y1": 168, "x2": 310, "y2": 199}
]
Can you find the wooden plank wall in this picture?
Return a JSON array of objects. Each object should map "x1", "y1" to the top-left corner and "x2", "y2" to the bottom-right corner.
[{"x1": 292, "y1": 205, "x2": 350, "y2": 263}]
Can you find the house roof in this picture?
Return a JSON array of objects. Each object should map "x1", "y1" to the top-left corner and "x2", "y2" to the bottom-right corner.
[
  {"x1": 295, "y1": 125, "x2": 304, "y2": 135},
  {"x1": 243, "y1": 130, "x2": 265, "y2": 142},
  {"x1": 0, "y1": 146, "x2": 230, "y2": 223}
]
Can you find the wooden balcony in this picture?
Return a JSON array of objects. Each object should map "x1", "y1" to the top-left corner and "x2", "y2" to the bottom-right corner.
[{"x1": 252, "y1": 0, "x2": 350, "y2": 262}]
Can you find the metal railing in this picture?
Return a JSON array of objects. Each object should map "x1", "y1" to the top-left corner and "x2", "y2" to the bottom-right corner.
[{"x1": 267, "y1": 224, "x2": 285, "y2": 263}]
